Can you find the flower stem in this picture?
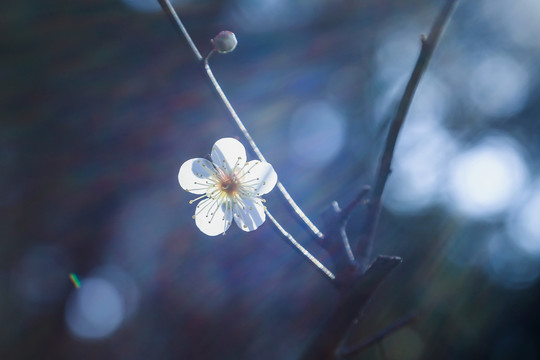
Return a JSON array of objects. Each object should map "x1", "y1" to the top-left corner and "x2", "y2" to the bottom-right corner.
[
  {"x1": 156, "y1": 0, "x2": 325, "y2": 240},
  {"x1": 202, "y1": 51, "x2": 325, "y2": 241},
  {"x1": 156, "y1": 0, "x2": 202, "y2": 61},
  {"x1": 265, "y1": 208, "x2": 335, "y2": 283},
  {"x1": 157, "y1": 0, "x2": 329, "y2": 280}
]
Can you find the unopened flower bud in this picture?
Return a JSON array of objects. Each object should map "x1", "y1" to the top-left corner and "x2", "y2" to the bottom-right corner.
[{"x1": 211, "y1": 31, "x2": 237, "y2": 54}]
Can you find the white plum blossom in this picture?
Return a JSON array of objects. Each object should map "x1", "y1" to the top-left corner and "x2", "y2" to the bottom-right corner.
[{"x1": 178, "y1": 138, "x2": 278, "y2": 236}]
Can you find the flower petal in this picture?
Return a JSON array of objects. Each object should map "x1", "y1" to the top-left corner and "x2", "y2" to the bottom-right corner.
[
  {"x1": 233, "y1": 198, "x2": 266, "y2": 232},
  {"x1": 194, "y1": 198, "x2": 233, "y2": 236},
  {"x1": 178, "y1": 158, "x2": 216, "y2": 195},
  {"x1": 241, "y1": 161, "x2": 278, "y2": 196},
  {"x1": 211, "y1": 138, "x2": 246, "y2": 173}
]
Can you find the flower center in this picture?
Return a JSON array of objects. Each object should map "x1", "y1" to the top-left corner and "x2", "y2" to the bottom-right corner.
[{"x1": 219, "y1": 176, "x2": 238, "y2": 195}]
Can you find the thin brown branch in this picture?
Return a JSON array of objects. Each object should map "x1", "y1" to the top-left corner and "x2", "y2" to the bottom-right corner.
[{"x1": 355, "y1": 0, "x2": 459, "y2": 269}]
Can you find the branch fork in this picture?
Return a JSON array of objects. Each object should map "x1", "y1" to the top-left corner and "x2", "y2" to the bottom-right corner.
[
  {"x1": 319, "y1": 186, "x2": 370, "y2": 284},
  {"x1": 156, "y1": 0, "x2": 458, "y2": 357}
]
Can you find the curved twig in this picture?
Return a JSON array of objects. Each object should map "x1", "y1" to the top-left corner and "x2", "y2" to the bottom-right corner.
[
  {"x1": 355, "y1": 0, "x2": 459, "y2": 270},
  {"x1": 202, "y1": 51, "x2": 325, "y2": 240},
  {"x1": 157, "y1": 0, "x2": 324, "y2": 241}
]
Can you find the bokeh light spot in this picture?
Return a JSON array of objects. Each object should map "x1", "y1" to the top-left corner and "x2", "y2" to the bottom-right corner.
[
  {"x1": 506, "y1": 182, "x2": 540, "y2": 256},
  {"x1": 288, "y1": 101, "x2": 345, "y2": 169},
  {"x1": 385, "y1": 121, "x2": 457, "y2": 213},
  {"x1": 65, "y1": 277, "x2": 125, "y2": 339},
  {"x1": 481, "y1": 0, "x2": 540, "y2": 50},
  {"x1": 375, "y1": 20, "x2": 421, "y2": 85},
  {"x1": 468, "y1": 53, "x2": 530, "y2": 118},
  {"x1": 93, "y1": 265, "x2": 141, "y2": 319},
  {"x1": 227, "y1": 0, "x2": 326, "y2": 32},
  {"x1": 373, "y1": 73, "x2": 449, "y2": 132},
  {"x1": 445, "y1": 135, "x2": 529, "y2": 218}
]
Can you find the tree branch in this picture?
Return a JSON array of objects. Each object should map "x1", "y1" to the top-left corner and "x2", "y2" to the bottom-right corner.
[
  {"x1": 355, "y1": 0, "x2": 459, "y2": 270},
  {"x1": 300, "y1": 256, "x2": 402, "y2": 360},
  {"x1": 156, "y1": 2, "x2": 459, "y2": 359},
  {"x1": 319, "y1": 187, "x2": 370, "y2": 281},
  {"x1": 301, "y1": 3, "x2": 458, "y2": 357}
]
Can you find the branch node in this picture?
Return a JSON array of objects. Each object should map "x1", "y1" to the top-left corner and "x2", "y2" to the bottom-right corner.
[
  {"x1": 319, "y1": 202, "x2": 355, "y2": 278},
  {"x1": 319, "y1": 187, "x2": 371, "y2": 283},
  {"x1": 342, "y1": 186, "x2": 370, "y2": 219},
  {"x1": 203, "y1": 49, "x2": 215, "y2": 64}
]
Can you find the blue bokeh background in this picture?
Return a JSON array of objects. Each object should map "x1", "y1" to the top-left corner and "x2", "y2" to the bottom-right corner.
[{"x1": 2, "y1": 0, "x2": 540, "y2": 359}]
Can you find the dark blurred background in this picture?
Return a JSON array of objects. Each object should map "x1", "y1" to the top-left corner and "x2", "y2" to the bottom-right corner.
[{"x1": 2, "y1": 0, "x2": 540, "y2": 359}]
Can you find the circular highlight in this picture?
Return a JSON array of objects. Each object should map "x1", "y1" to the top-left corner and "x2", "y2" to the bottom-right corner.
[
  {"x1": 468, "y1": 53, "x2": 529, "y2": 118},
  {"x1": 65, "y1": 278, "x2": 124, "y2": 340},
  {"x1": 507, "y1": 183, "x2": 540, "y2": 256},
  {"x1": 446, "y1": 136, "x2": 529, "y2": 218},
  {"x1": 288, "y1": 101, "x2": 346, "y2": 169}
]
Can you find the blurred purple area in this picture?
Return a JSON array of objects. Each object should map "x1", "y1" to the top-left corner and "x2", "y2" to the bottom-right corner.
[{"x1": 2, "y1": 0, "x2": 540, "y2": 359}]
